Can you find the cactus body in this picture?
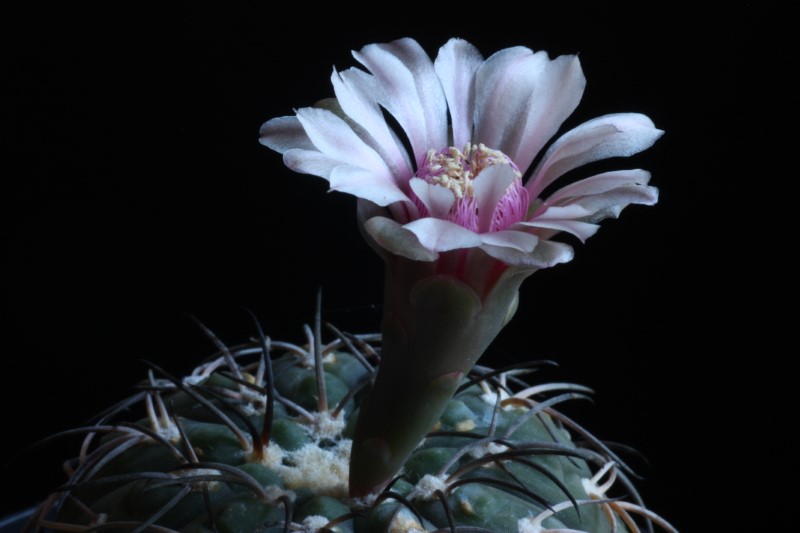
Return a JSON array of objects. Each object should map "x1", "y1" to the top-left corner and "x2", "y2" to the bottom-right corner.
[{"x1": 29, "y1": 324, "x2": 673, "y2": 533}]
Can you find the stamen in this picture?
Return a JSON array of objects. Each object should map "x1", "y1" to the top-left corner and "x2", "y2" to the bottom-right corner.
[
  {"x1": 414, "y1": 143, "x2": 528, "y2": 232},
  {"x1": 419, "y1": 144, "x2": 522, "y2": 198}
]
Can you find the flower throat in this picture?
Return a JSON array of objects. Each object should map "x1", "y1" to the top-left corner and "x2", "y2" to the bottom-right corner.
[{"x1": 414, "y1": 143, "x2": 529, "y2": 232}]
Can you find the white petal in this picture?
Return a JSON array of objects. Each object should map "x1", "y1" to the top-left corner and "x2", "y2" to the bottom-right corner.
[
  {"x1": 434, "y1": 38, "x2": 483, "y2": 148},
  {"x1": 516, "y1": 219, "x2": 599, "y2": 243},
  {"x1": 546, "y1": 169, "x2": 658, "y2": 222},
  {"x1": 283, "y1": 148, "x2": 339, "y2": 179},
  {"x1": 409, "y1": 178, "x2": 454, "y2": 219},
  {"x1": 403, "y1": 218, "x2": 482, "y2": 252},
  {"x1": 362, "y1": 214, "x2": 439, "y2": 262},
  {"x1": 259, "y1": 116, "x2": 315, "y2": 153},
  {"x1": 353, "y1": 38, "x2": 448, "y2": 163},
  {"x1": 471, "y1": 164, "x2": 517, "y2": 233},
  {"x1": 295, "y1": 107, "x2": 391, "y2": 175},
  {"x1": 480, "y1": 244, "x2": 537, "y2": 267},
  {"x1": 284, "y1": 149, "x2": 409, "y2": 206},
  {"x1": 480, "y1": 240, "x2": 574, "y2": 268},
  {"x1": 546, "y1": 169, "x2": 652, "y2": 203},
  {"x1": 581, "y1": 190, "x2": 657, "y2": 222},
  {"x1": 571, "y1": 186, "x2": 658, "y2": 223},
  {"x1": 517, "y1": 205, "x2": 599, "y2": 242},
  {"x1": 480, "y1": 230, "x2": 538, "y2": 252},
  {"x1": 512, "y1": 54, "x2": 585, "y2": 173},
  {"x1": 331, "y1": 68, "x2": 412, "y2": 178},
  {"x1": 533, "y1": 204, "x2": 593, "y2": 219},
  {"x1": 329, "y1": 165, "x2": 410, "y2": 206},
  {"x1": 473, "y1": 47, "x2": 549, "y2": 157},
  {"x1": 530, "y1": 240, "x2": 575, "y2": 267},
  {"x1": 527, "y1": 113, "x2": 664, "y2": 197}
]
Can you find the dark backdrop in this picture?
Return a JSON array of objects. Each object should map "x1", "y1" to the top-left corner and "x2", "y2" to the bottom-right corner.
[{"x1": 3, "y1": 4, "x2": 767, "y2": 531}]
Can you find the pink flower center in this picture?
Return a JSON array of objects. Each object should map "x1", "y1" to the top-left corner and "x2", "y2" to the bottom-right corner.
[{"x1": 414, "y1": 144, "x2": 529, "y2": 232}]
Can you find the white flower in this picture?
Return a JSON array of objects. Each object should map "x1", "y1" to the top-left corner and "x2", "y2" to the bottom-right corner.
[{"x1": 260, "y1": 37, "x2": 662, "y2": 271}]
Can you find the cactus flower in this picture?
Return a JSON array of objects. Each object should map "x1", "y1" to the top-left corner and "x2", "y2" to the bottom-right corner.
[{"x1": 260, "y1": 37, "x2": 662, "y2": 497}]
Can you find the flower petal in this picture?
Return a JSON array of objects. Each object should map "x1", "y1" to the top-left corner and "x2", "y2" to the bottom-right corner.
[
  {"x1": 331, "y1": 68, "x2": 413, "y2": 178},
  {"x1": 473, "y1": 47, "x2": 549, "y2": 157},
  {"x1": 480, "y1": 240, "x2": 574, "y2": 268},
  {"x1": 471, "y1": 164, "x2": 517, "y2": 233},
  {"x1": 295, "y1": 107, "x2": 391, "y2": 174},
  {"x1": 283, "y1": 148, "x2": 340, "y2": 179},
  {"x1": 434, "y1": 38, "x2": 483, "y2": 148},
  {"x1": 361, "y1": 214, "x2": 439, "y2": 262},
  {"x1": 512, "y1": 54, "x2": 585, "y2": 173},
  {"x1": 330, "y1": 165, "x2": 410, "y2": 206},
  {"x1": 533, "y1": 204, "x2": 593, "y2": 219},
  {"x1": 578, "y1": 186, "x2": 658, "y2": 222},
  {"x1": 517, "y1": 219, "x2": 599, "y2": 243},
  {"x1": 409, "y1": 178, "x2": 454, "y2": 219},
  {"x1": 527, "y1": 113, "x2": 664, "y2": 197},
  {"x1": 546, "y1": 169, "x2": 652, "y2": 202},
  {"x1": 259, "y1": 116, "x2": 316, "y2": 153},
  {"x1": 480, "y1": 230, "x2": 538, "y2": 252},
  {"x1": 546, "y1": 169, "x2": 658, "y2": 222},
  {"x1": 518, "y1": 204, "x2": 599, "y2": 242},
  {"x1": 353, "y1": 38, "x2": 448, "y2": 163},
  {"x1": 403, "y1": 218, "x2": 482, "y2": 252},
  {"x1": 530, "y1": 240, "x2": 575, "y2": 267}
]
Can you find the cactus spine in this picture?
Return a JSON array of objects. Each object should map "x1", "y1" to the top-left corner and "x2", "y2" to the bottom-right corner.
[{"x1": 27, "y1": 309, "x2": 675, "y2": 533}]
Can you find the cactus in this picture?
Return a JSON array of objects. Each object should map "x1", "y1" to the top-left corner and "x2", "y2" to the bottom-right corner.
[
  {"x1": 26, "y1": 305, "x2": 674, "y2": 533},
  {"x1": 26, "y1": 36, "x2": 676, "y2": 532}
]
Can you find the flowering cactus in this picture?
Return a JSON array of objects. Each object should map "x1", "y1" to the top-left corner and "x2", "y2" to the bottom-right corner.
[
  {"x1": 260, "y1": 37, "x2": 663, "y2": 497},
  {"x1": 28, "y1": 37, "x2": 674, "y2": 533}
]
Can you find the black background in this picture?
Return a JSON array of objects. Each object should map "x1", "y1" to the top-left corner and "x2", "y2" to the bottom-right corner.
[{"x1": 2, "y1": 3, "x2": 773, "y2": 531}]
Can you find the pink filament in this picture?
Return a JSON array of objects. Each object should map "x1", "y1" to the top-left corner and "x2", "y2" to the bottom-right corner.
[{"x1": 411, "y1": 146, "x2": 528, "y2": 233}]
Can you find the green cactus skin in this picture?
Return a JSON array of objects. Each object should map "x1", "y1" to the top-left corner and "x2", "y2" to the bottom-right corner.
[{"x1": 26, "y1": 321, "x2": 676, "y2": 533}]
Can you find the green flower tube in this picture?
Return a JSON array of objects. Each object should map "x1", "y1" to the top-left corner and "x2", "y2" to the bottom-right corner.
[{"x1": 349, "y1": 247, "x2": 533, "y2": 496}]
